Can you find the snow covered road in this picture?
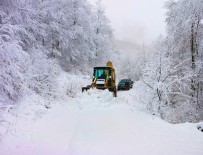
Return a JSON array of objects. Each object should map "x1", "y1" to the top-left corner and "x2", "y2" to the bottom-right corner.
[{"x1": 0, "y1": 90, "x2": 203, "y2": 155}]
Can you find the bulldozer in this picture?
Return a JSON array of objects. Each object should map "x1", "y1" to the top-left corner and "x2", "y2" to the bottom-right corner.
[{"x1": 82, "y1": 61, "x2": 117, "y2": 97}]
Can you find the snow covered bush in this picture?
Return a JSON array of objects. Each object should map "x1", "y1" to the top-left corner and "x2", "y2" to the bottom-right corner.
[{"x1": 25, "y1": 49, "x2": 60, "y2": 99}]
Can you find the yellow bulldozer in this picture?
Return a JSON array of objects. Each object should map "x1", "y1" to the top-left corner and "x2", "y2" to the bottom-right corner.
[{"x1": 82, "y1": 61, "x2": 117, "y2": 97}]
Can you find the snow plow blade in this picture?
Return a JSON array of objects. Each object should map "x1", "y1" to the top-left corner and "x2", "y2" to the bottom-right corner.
[{"x1": 82, "y1": 85, "x2": 92, "y2": 92}]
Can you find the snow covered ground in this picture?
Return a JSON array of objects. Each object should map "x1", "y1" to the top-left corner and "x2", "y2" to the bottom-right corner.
[{"x1": 0, "y1": 72, "x2": 203, "y2": 155}]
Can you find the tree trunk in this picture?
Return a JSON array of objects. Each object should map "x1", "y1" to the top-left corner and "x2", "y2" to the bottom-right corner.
[{"x1": 191, "y1": 23, "x2": 196, "y2": 98}]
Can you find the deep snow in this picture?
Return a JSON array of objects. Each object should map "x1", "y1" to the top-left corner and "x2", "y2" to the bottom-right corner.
[{"x1": 0, "y1": 72, "x2": 203, "y2": 155}]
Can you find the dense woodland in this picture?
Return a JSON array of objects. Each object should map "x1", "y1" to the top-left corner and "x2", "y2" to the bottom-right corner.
[
  {"x1": 132, "y1": 0, "x2": 203, "y2": 123},
  {"x1": 0, "y1": 0, "x2": 112, "y2": 105},
  {"x1": 0, "y1": 0, "x2": 203, "y2": 124}
]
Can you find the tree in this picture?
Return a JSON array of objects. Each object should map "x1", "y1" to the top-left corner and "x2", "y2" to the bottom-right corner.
[
  {"x1": 165, "y1": 0, "x2": 203, "y2": 121},
  {"x1": 92, "y1": 0, "x2": 113, "y2": 65},
  {"x1": 0, "y1": 8, "x2": 29, "y2": 105},
  {"x1": 135, "y1": 0, "x2": 203, "y2": 122}
]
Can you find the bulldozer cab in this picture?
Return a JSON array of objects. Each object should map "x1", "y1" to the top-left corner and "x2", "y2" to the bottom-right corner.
[
  {"x1": 93, "y1": 67, "x2": 110, "y2": 80},
  {"x1": 92, "y1": 66, "x2": 116, "y2": 89}
]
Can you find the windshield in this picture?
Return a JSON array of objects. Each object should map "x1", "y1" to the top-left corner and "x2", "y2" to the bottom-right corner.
[
  {"x1": 93, "y1": 68, "x2": 109, "y2": 79},
  {"x1": 119, "y1": 79, "x2": 130, "y2": 83},
  {"x1": 119, "y1": 79, "x2": 128, "y2": 83}
]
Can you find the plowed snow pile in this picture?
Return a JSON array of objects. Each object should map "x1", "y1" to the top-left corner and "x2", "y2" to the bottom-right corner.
[{"x1": 0, "y1": 81, "x2": 203, "y2": 155}]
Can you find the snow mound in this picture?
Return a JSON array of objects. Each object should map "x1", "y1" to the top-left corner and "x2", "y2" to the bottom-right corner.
[{"x1": 75, "y1": 89, "x2": 120, "y2": 109}]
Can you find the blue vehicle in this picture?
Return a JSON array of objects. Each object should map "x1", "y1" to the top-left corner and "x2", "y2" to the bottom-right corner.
[{"x1": 117, "y1": 79, "x2": 133, "y2": 90}]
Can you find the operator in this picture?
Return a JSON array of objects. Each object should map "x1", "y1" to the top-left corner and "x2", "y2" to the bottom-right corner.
[{"x1": 99, "y1": 70, "x2": 107, "y2": 79}]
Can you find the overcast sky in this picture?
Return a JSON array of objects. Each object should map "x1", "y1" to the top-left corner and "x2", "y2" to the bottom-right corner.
[{"x1": 89, "y1": 0, "x2": 167, "y2": 44}]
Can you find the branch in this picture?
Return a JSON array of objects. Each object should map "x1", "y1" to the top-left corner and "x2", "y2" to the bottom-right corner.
[
  {"x1": 162, "y1": 58, "x2": 191, "y2": 83},
  {"x1": 142, "y1": 77, "x2": 153, "y2": 89}
]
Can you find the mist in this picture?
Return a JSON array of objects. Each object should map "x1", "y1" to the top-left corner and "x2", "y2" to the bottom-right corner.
[{"x1": 89, "y1": 0, "x2": 167, "y2": 44}]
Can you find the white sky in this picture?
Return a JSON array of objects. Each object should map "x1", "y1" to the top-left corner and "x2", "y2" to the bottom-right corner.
[{"x1": 89, "y1": 0, "x2": 167, "y2": 44}]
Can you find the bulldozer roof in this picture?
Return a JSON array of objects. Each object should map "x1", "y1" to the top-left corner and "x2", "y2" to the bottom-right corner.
[{"x1": 94, "y1": 67, "x2": 113, "y2": 70}]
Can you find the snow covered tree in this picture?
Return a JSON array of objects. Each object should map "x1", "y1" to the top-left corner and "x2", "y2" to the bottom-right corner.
[
  {"x1": 0, "y1": 0, "x2": 61, "y2": 105},
  {"x1": 29, "y1": 0, "x2": 113, "y2": 73},
  {"x1": 92, "y1": 0, "x2": 113, "y2": 65},
  {"x1": 136, "y1": 0, "x2": 203, "y2": 122},
  {"x1": 0, "y1": 0, "x2": 114, "y2": 106},
  {"x1": 135, "y1": 39, "x2": 173, "y2": 116},
  {"x1": 0, "y1": 5, "x2": 29, "y2": 105},
  {"x1": 164, "y1": 0, "x2": 203, "y2": 122},
  {"x1": 134, "y1": 37, "x2": 198, "y2": 122}
]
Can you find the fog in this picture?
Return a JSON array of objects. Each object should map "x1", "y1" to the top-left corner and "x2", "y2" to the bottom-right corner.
[{"x1": 89, "y1": 0, "x2": 167, "y2": 44}]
